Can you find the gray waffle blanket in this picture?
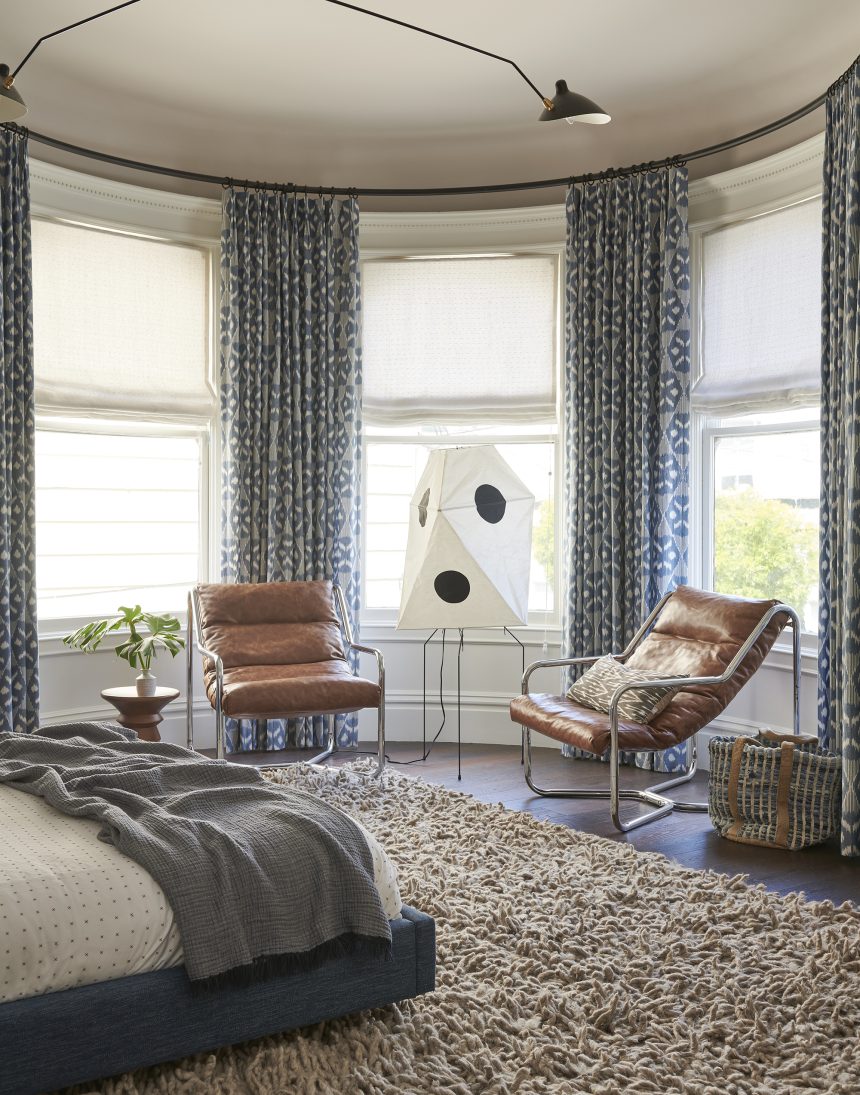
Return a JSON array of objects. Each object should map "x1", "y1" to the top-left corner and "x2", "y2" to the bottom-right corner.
[{"x1": 0, "y1": 722, "x2": 391, "y2": 988}]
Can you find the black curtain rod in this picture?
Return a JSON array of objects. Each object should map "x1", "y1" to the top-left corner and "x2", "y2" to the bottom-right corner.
[{"x1": 5, "y1": 69, "x2": 850, "y2": 198}]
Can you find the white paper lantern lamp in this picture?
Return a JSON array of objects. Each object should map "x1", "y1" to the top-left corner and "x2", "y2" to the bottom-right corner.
[{"x1": 397, "y1": 446, "x2": 536, "y2": 630}]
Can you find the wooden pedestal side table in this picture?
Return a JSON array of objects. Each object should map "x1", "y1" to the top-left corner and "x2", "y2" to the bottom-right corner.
[{"x1": 101, "y1": 686, "x2": 180, "y2": 742}]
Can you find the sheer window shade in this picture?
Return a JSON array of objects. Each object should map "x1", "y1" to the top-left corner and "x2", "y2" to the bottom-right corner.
[
  {"x1": 362, "y1": 255, "x2": 557, "y2": 424},
  {"x1": 695, "y1": 198, "x2": 822, "y2": 414},
  {"x1": 32, "y1": 220, "x2": 213, "y2": 416},
  {"x1": 35, "y1": 430, "x2": 201, "y2": 619}
]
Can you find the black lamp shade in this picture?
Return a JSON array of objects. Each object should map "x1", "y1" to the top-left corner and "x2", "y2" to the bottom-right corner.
[
  {"x1": 0, "y1": 65, "x2": 26, "y2": 123},
  {"x1": 539, "y1": 79, "x2": 610, "y2": 125}
]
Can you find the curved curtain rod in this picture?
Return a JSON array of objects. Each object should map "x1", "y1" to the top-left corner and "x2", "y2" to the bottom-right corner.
[{"x1": 6, "y1": 55, "x2": 857, "y2": 198}]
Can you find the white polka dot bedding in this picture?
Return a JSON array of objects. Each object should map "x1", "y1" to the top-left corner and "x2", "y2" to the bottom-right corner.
[{"x1": 0, "y1": 784, "x2": 401, "y2": 1003}]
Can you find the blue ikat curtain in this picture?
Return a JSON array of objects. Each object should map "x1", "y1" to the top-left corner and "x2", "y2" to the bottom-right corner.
[
  {"x1": 819, "y1": 57, "x2": 860, "y2": 857},
  {"x1": 220, "y1": 188, "x2": 362, "y2": 753},
  {"x1": 0, "y1": 128, "x2": 38, "y2": 734},
  {"x1": 562, "y1": 165, "x2": 691, "y2": 773}
]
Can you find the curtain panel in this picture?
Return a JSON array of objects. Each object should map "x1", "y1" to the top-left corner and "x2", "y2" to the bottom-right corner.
[
  {"x1": 819, "y1": 57, "x2": 860, "y2": 857},
  {"x1": 0, "y1": 129, "x2": 38, "y2": 734},
  {"x1": 562, "y1": 165, "x2": 691, "y2": 773},
  {"x1": 220, "y1": 189, "x2": 362, "y2": 753}
]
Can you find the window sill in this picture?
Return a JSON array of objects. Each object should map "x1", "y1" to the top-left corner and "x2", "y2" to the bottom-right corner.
[{"x1": 358, "y1": 619, "x2": 562, "y2": 648}]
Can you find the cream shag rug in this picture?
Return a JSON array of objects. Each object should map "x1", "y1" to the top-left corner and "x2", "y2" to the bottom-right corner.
[{"x1": 69, "y1": 761, "x2": 860, "y2": 1095}]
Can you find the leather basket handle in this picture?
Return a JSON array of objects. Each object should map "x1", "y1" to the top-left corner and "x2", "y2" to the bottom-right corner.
[{"x1": 727, "y1": 736, "x2": 794, "y2": 848}]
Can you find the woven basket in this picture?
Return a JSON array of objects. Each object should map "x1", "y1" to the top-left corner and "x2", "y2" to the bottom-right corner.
[{"x1": 708, "y1": 730, "x2": 841, "y2": 850}]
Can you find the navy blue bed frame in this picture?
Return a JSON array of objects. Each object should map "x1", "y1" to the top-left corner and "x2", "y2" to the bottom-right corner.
[{"x1": 0, "y1": 905, "x2": 435, "y2": 1095}]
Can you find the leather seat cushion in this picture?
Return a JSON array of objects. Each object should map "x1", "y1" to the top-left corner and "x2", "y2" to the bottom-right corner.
[
  {"x1": 205, "y1": 660, "x2": 381, "y2": 719},
  {"x1": 510, "y1": 693, "x2": 677, "y2": 755}
]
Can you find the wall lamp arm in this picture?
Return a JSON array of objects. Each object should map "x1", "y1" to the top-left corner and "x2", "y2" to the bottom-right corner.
[
  {"x1": 8, "y1": 0, "x2": 145, "y2": 83},
  {"x1": 322, "y1": 0, "x2": 553, "y2": 110}
]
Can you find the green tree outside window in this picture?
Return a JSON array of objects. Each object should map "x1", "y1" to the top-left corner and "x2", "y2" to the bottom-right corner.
[
  {"x1": 533, "y1": 499, "x2": 555, "y2": 588},
  {"x1": 713, "y1": 491, "x2": 818, "y2": 624}
]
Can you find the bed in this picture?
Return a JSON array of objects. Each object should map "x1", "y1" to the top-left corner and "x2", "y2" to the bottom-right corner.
[{"x1": 0, "y1": 736, "x2": 436, "y2": 1095}]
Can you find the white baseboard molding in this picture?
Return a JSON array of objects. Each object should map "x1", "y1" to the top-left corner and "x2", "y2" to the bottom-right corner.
[
  {"x1": 38, "y1": 695, "x2": 803, "y2": 767},
  {"x1": 40, "y1": 698, "x2": 218, "y2": 751},
  {"x1": 356, "y1": 687, "x2": 557, "y2": 749}
]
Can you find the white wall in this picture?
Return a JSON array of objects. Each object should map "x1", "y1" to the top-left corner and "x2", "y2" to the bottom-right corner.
[{"x1": 31, "y1": 134, "x2": 825, "y2": 763}]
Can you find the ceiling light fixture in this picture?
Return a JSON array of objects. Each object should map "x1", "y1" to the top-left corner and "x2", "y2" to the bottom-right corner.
[
  {"x1": 324, "y1": 0, "x2": 610, "y2": 125},
  {"x1": 540, "y1": 80, "x2": 611, "y2": 125},
  {"x1": 0, "y1": 65, "x2": 26, "y2": 123},
  {"x1": 1, "y1": 0, "x2": 609, "y2": 128},
  {"x1": 0, "y1": 0, "x2": 144, "y2": 123}
]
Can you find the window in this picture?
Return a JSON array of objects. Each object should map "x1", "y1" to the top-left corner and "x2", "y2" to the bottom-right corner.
[
  {"x1": 704, "y1": 410, "x2": 820, "y2": 632},
  {"x1": 361, "y1": 253, "x2": 560, "y2": 621},
  {"x1": 364, "y1": 426, "x2": 556, "y2": 615},
  {"x1": 695, "y1": 198, "x2": 822, "y2": 633},
  {"x1": 35, "y1": 428, "x2": 203, "y2": 620},
  {"x1": 31, "y1": 218, "x2": 215, "y2": 624}
]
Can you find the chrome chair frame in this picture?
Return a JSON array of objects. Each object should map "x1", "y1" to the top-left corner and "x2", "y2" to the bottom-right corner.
[
  {"x1": 185, "y1": 582, "x2": 385, "y2": 775},
  {"x1": 518, "y1": 594, "x2": 801, "y2": 832}
]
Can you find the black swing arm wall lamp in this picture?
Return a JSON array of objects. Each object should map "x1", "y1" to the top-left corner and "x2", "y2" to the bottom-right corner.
[
  {"x1": 0, "y1": 0, "x2": 610, "y2": 126},
  {"x1": 321, "y1": 0, "x2": 610, "y2": 125},
  {"x1": 1, "y1": 0, "x2": 144, "y2": 122}
]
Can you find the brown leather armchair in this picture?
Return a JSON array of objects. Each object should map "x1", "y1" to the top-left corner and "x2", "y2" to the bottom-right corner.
[
  {"x1": 186, "y1": 580, "x2": 384, "y2": 773},
  {"x1": 510, "y1": 586, "x2": 801, "y2": 831}
]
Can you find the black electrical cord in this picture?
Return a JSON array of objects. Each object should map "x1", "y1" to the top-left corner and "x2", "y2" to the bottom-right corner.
[{"x1": 350, "y1": 634, "x2": 452, "y2": 767}]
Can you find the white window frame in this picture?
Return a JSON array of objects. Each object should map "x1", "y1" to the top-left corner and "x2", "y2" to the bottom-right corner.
[
  {"x1": 361, "y1": 426, "x2": 562, "y2": 630},
  {"x1": 31, "y1": 211, "x2": 220, "y2": 637},
  {"x1": 697, "y1": 413, "x2": 820, "y2": 634},
  {"x1": 359, "y1": 244, "x2": 564, "y2": 632},
  {"x1": 690, "y1": 185, "x2": 822, "y2": 647}
]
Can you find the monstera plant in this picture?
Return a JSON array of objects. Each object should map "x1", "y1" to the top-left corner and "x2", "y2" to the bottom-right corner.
[{"x1": 63, "y1": 605, "x2": 185, "y2": 696}]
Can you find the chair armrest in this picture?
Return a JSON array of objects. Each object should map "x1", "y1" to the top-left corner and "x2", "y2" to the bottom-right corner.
[
  {"x1": 189, "y1": 591, "x2": 225, "y2": 676},
  {"x1": 522, "y1": 654, "x2": 607, "y2": 694},
  {"x1": 195, "y1": 642, "x2": 224, "y2": 671},
  {"x1": 349, "y1": 641, "x2": 385, "y2": 685},
  {"x1": 186, "y1": 588, "x2": 227, "y2": 757},
  {"x1": 331, "y1": 584, "x2": 385, "y2": 688},
  {"x1": 605, "y1": 601, "x2": 801, "y2": 723},
  {"x1": 606, "y1": 674, "x2": 712, "y2": 723}
]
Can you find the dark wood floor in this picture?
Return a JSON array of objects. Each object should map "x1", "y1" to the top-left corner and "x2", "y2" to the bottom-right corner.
[{"x1": 222, "y1": 741, "x2": 860, "y2": 906}]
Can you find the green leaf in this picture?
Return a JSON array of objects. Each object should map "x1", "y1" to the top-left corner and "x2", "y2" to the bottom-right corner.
[
  {"x1": 65, "y1": 605, "x2": 185, "y2": 668},
  {"x1": 63, "y1": 618, "x2": 114, "y2": 654}
]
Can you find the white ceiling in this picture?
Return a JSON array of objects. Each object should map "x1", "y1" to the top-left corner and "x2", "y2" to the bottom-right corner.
[{"x1": 4, "y1": 0, "x2": 859, "y2": 210}]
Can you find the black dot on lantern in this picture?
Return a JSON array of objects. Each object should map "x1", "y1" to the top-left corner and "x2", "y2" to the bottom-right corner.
[
  {"x1": 475, "y1": 483, "x2": 506, "y2": 523},
  {"x1": 418, "y1": 488, "x2": 430, "y2": 527},
  {"x1": 434, "y1": 570, "x2": 470, "y2": 604}
]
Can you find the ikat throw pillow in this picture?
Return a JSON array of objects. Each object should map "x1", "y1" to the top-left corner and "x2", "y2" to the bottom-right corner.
[{"x1": 566, "y1": 655, "x2": 683, "y2": 724}]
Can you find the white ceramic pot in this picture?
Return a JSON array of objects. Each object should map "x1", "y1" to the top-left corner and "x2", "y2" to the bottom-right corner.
[{"x1": 135, "y1": 670, "x2": 157, "y2": 697}]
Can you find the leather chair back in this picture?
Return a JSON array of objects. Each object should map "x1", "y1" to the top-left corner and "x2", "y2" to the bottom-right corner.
[
  {"x1": 626, "y1": 585, "x2": 785, "y2": 741},
  {"x1": 195, "y1": 581, "x2": 346, "y2": 668}
]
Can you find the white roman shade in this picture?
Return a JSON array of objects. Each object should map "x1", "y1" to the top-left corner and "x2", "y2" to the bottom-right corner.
[
  {"x1": 362, "y1": 254, "x2": 557, "y2": 424},
  {"x1": 695, "y1": 198, "x2": 822, "y2": 414},
  {"x1": 35, "y1": 430, "x2": 201, "y2": 618},
  {"x1": 32, "y1": 219, "x2": 213, "y2": 416}
]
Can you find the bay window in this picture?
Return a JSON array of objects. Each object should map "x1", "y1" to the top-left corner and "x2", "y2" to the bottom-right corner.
[
  {"x1": 31, "y1": 217, "x2": 216, "y2": 626},
  {"x1": 694, "y1": 196, "x2": 822, "y2": 633},
  {"x1": 361, "y1": 252, "x2": 560, "y2": 623}
]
